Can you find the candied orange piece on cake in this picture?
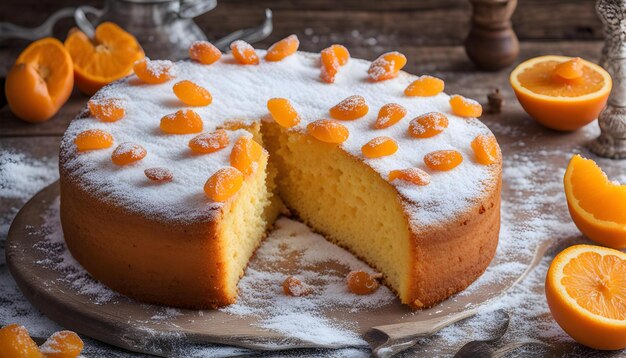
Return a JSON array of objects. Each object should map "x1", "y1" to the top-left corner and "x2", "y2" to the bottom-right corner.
[
  {"x1": 230, "y1": 137, "x2": 263, "y2": 175},
  {"x1": 189, "y1": 41, "x2": 221, "y2": 65},
  {"x1": 282, "y1": 276, "x2": 312, "y2": 297},
  {"x1": 329, "y1": 95, "x2": 369, "y2": 120},
  {"x1": 375, "y1": 103, "x2": 407, "y2": 129},
  {"x1": 564, "y1": 155, "x2": 626, "y2": 249},
  {"x1": 408, "y1": 112, "x2": 449, "y2": 138},
  {"x1": 449, "y1": 95, "x2": 482, "y2": 117},
  {"x1": 144, "y1": 167, "x2": 173, "y2": 182},
  {"x1": 330, "y1": 44, "x2": 350, "y2": 66},
  {"x1": 0, "y1": 324, "x2": 41, "y2": 358},
  {"x1": 346, "y1": 270, "x2": 381, "y2": 295},
  {"x1": 307, "y1": 119, "x2": 349, "y2": 144},
  {"x1": 230, "y1": 40, "x2": 259, "y2": 65},
  {"x1": 388, "y1": 168, "x2": 431, "y2": 186},
  {"x1": 88, "y1": 98, "x2": 125, "y2": 122},
  {"x1": 111, "y1": 142, "x2": 147, "y2": 165},
  {"x1": 404, "y1": 75, "x2": 445, "y2": 97},
  {"x1": 133, "y1": 57, "x2": 175, "y2": 84},
  {"x1": 173, "y1": 80, "x2": 212, "y2": 106},
  {"x1": 320, "y1": 44, "x2": 350, "y2": 83},
  {"x1": 554, "y1": 57, "x2": 584, "y2": 80},
  {"x1": 74, "y1": 129, "x2": 114, "y2": 151},
  {"x1": 40, "y1": 330, "x2": 84, "y2": 358},
  {"x1": 361, "y1": 136, "x2": 398, "y2": 158},
  {"x1": 368, "y1": 51, "x2": 407, "y2": 81},
  {"x1": 471, "y1": 134, "x2": 500, "y2": 165},
  {"x1": 424, "y1": 150, "x2": 463, "y2": 171},
  {"x1": 545, "y1": 244, "x2": 626, "y2": 350},
  {"x1": 267, "y1": 98, "x2": 300, "y2": 128},
  {"x1": 204, "y1": 167, "x2": 244, "y2": 202},
  {"x1": 320, "y1": 48, "x2": 339, "y2": 83},
  {"x1": 189, "y1": 129, "x2": 229, "y2": 154},
  {"x1": 160, "y1": 109, "x2": 203, "y2": 134},
  {"x1": 265, "y1": 34, "x2": 299, "y2": 61}
]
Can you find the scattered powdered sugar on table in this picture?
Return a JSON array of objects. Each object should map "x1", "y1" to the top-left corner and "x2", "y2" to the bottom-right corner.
[
  {"x1": 223, "y1": 218, "x2": 395, "y2": 346},
  {"x1": 0, "y1": 151, "x2": 58, "y2": 201},
  {"x1": 0, "y1": 150, "x2": 60, "y2": 336}
]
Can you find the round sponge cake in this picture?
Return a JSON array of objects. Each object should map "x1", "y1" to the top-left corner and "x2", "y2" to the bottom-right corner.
[{"x1": 59, "y1": 49, "x2": 501, "y2": 309}]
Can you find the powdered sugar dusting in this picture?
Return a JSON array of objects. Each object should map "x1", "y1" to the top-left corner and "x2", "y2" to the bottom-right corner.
[
  {"x1": 60, "y1": 51, "x2": 496, "y2": 228},
  {"x1": 144, "y1": 58, "x2": 177, "y2": 78}
]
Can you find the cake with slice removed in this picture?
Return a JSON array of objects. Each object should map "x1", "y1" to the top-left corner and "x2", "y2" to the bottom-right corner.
[{"x1": 59, "y1": 37, "x2": 501, "y2": 309}]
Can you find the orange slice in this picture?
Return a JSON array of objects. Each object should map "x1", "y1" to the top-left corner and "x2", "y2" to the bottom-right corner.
[
  {"x1": 564, "y1": 155, "x2": 626, "y2": 249},
  {"x1": 545, "y1": 244, "x2": 626, "y2": 350},
  {"x1": 64, "y1": 22, "x2": 144, "y2": 95},
  {"x1": 510, "y1": 55, "x2": 611, "y2": 131},
  {"x1": 5, "y1": 38, "x2": 73, "y2": 122}
]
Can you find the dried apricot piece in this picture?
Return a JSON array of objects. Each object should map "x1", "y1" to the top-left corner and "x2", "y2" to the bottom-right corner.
[
  {"x1": 424, "y1": 150, "x2": 463, "y2": 171},
  {"x1": 307, "y1": 119, "x2": 349, "y2": 143},
  {"x1": 230, "y1": 136, "x2": 263, "y2": 175},
  {"x1": 450, "y1": 95, "x2": 482, "y2": 117},
  {"x1": 133, "y1": 57, "x2": 175, "y2": 84},
  {"x1": 111, "y1": 142, "x2": 146, "y2": 165},
  {"x1": 375, "y1": 103, "x2": 407, "y2": 129},
  {"x1": 408, "y1": 112, "x2": 449, "y2": 138},
  {"x1": 267, "y1": 98, "x2": 300, "y2": 128},
  {"x1": 555, "y1": 57, "x2": 584, "y2": 80},
  {"x1": 265, "y1": 34, "x2": 299, "y2": 61},
  {"x1": 404, "y1": 75, "x2": 445, "y2": 97},
  {"x1": 40, "y1": 330, "x2": 83, "y2": 358},
  {"x1": 388, "y1": 168, "x2": 430, "y2": 186},
  {"x1": 189, "y1": 129, "x2": 229, "y2": 154},
  {"x1": 230, "y1": 40, "x2": 259, "y2": 65},
  {"x1": 189, "y1": 41, "x2": 221, "y2": 65},
  {"x1": 144, "y1": 167, "x2": 173, "y2": 182},
  {"x1": 329, "y1": 95, "x2": 369, "y2": 120},
  {"x1": 74, "y1": 129, "x2": 114, "y2": 151},
  {"x1": 471, "y1": 134, "x2": 500, "y2": 165},
  {"x1": 330, "y1": 44, "x2": 350, "y2": 66},
  {"x1": 368, "y1": 51, "x2": 407, "y2": 81},
  {"x1": 173, "y1": 80, "x2": 212, "y2": 106},
  {"x1": 282, "y1": 276, "x2": 313, "y2": 297},
  {"x1": 320, "y1": 47, "x2": 340, "y2": 83},
  {"x1": 361, "y1": 136, "x2": 398, "y2": 158},
  {"x1": 160, "y1": 109, "x2": 203, "y2": 134},
  {"x1": 0, "y1": 324, "x2": 41, "y2": 358},
  {"x1": 346, "y1": 270, "x2": 381, "y2": 295},
  {"x1": 88, "y1": 98, "x2": 125, "y2": 122},
  {"x1": 204, "y1": 167, "x2": 244, "y2": 202}
]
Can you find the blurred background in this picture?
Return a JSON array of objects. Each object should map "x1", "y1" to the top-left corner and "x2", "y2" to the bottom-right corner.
[{"x1": 0, "y1": 0, "x2": 602, "y2": 73}]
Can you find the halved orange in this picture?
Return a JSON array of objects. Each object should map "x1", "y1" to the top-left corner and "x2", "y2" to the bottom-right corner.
[
  {"x1": 64, "y1": 22, "x2": 144, "y2": 95},
  {"x1": 5, "y1": 37, "x2": 74, "y2": 122},
  {"x1": 545, "y1": 244, "x2": 626, "y2": 350},
  {"x1": 564, "y1": 155, "x2": 626, "y2": 249},
  {"x1": 510, "y1": 55, "x2": 611, "y2": 131}
]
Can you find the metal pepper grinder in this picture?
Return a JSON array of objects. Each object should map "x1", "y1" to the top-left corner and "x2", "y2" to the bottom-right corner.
[
  {"x1": 590, "y1": 0, "x2": 626, "y2": 159},
  {"x1": 465, "y1": 0, "x2": 519, "y2": 71}
]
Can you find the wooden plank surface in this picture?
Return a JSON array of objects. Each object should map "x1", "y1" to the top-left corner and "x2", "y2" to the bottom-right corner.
[{"x1": 0, "y1": 0, "x2": 602, "y2": 52}]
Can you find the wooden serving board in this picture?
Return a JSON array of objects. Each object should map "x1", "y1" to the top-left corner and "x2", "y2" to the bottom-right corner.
[{"x1": 6, "y1": 180, "x2": 547, "y2": 357}]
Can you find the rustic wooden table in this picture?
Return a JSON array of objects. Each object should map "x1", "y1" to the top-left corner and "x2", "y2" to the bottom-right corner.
[{"x1": 1, "y1": 1, "x2": 624, "y2": 357}]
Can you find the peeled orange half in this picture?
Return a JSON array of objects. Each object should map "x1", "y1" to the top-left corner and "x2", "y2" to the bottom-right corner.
[
  {"x1": 510, "y1": 55, "x2": 611, "y2": 131},
  {"x1": 65, "y1": 22, "x2": 144, "y2": 95},
  {"x1": 564, "y1": 155, "x2": 626, "y2": 249},
  {"x1": 546, "y1": 244, "x2": 626, "y2": 350},
  {"x1": 5, "y1": 37, "x2": 74, "y2": 122}
]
